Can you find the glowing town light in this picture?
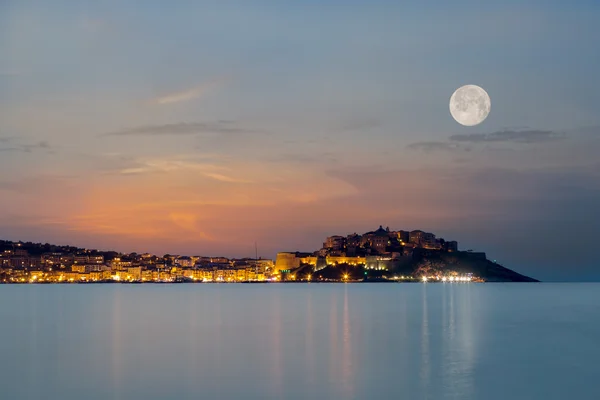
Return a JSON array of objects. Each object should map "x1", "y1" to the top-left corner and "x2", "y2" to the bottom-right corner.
[
  {"x1": 442, "y1": 277, "x2": 447, "y2": 282},
  {"x1": 422, "y1": 276, "x2": 428, "y2": 282},
  {"x1": 449, "y1": 276, "x2": 455, "y2": 282},
  {"x1": 307, "y1": 275, "x2": 312, "y2": 280}
]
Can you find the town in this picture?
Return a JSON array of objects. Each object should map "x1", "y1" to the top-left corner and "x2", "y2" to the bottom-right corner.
[{"x1": 0, "y1": 226, "x2": 481, "y2": 284}]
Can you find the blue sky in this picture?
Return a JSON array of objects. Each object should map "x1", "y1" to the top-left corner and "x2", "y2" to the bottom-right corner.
[{"x1": 1, "y1": 0, "x2": 599, "y2": 280}]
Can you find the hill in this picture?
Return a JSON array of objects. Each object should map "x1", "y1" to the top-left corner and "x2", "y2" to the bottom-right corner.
[{"x1": 299, "y1": 250, "x2": 538, "y2": 282}]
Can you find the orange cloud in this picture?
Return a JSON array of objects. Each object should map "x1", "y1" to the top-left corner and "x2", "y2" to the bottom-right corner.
[{"x1": 154, "y1": 77, "x2": 229, "y2": 105}]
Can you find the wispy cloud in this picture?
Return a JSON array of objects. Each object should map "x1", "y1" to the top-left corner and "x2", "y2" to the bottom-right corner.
[
  {"x1": 449, "y1": 129, "x2": 565, "y2": 143},
  {"x1": 265, "y1": 152, "x2": 339, "y2": 164},
  {"x1": 408, "y1": 129, "x2": 566, "y2": 152},
  {"x1": 154, "y1": 77, "x2": 228, "y2": 105},
  {"x1": 108, "y1": 156, "x2": 250, "y2": 184},
  {"x1": 114, "y1": 159, "x2": 222, "y2": 175},
  {"x1": 103, "y1": 121, "x2": 260, "y2": 137},
  {"x1": 0, "y1": 139, "x2": 52, "y2": 153},
  {"x1": 202, "y1": 172, "x2": 253, "y2": 183},
  {"x1": 406, "y1": 141, "x2": 465, "y2": 152}
]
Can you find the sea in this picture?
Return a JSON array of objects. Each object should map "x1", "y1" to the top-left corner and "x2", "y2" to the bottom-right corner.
[{"x1": 0, "y1": 283, "x2": 598, "y2": 400}]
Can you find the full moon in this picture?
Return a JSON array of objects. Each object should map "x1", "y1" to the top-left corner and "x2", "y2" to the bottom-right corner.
[{"x1": 449, "y1": 84, "x2": 491, "y2": 126}]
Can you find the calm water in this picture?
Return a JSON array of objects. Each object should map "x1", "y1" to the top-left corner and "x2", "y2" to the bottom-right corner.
[{"x1": 1, "y1": 283, "x2": 599, "y2": 400}]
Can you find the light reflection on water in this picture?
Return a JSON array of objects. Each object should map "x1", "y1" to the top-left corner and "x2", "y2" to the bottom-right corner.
[
  {"x1": 1, "y1": 283, "x2": 599, "y2": 400},
  {"x1": 420, "y1": 284, "x2": 430, "y2": 397}
]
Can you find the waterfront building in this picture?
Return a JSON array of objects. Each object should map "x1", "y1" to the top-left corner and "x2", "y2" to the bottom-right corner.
[
  {"x1": 202, "y1": 270, "x2": 214, "y2": 281},
  {"x1": 90, "y1": 271, "x2": 103, "y2": 281},
  {"x1": 275, "y1": 252, "x2": 301, "y2": 272},
  {"x1": 127, "y1": 266, "x2": 142, "y2": 280},
  {"x1": 224, "y1": 269, "x2": 236, "y2": 282},
  {"x1": 236, "y1": 269, "x2": 247, "y2": 281},
  {"x1": 72, "y1": 264, "x2": 89, "y2": 273},
  {"x1": 215, "y1": 270, "x2": 224, "y2": 281},
  {"x1": 141, "y1": 270, "x2": 153, "y2": 281}
]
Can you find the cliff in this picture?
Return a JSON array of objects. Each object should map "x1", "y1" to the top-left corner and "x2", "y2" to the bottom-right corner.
[{"x1": 408, "y1": 250, "x2": 539, "y2": 282}]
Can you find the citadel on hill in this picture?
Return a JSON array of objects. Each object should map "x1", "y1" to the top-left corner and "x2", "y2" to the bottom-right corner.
[
  {"x1": 275, "y1": 225, "x2": 537, "y2": 282},
  {"x1": 276, "y1": 226, "x2": 458, "y2": 274}
]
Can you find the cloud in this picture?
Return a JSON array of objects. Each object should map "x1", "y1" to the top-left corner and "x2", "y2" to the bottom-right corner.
[
  {"x1": 0, "y1": 140, "x2": 52, "y2": 153},
  {"x1": 118, "y1": 167, "x2": 150, "y2": 175},
  {"x1": 202, "y1": 172, "x2": 253, "y2": 183},
  {"x1": 449, "y1": 129, "x2": 565, "y2": 143},
  {"x1": 406, "y1": 141, "x2": 465, "y2": 152},
  {"x1": 265, "y1": 152, "x2": 339, "y2": 164},
  {"x1": 154, "y1": 77, "x2": 228, "y2": 105},
  {"x1": 103, "y1": 121, "x2": 260, "y2": 136},
  {"x1": 407, "y1": 129, "x2": 567, "y2": 153},
  {"x1": 21, "y1": 141, "x2": 51, "y2": 152},
  {"x1": 113, "y1": 159, "x2": 223, "y2": 175},
  {"x1": 105, "y1": 156, "x2": 250, "y2": 184}
]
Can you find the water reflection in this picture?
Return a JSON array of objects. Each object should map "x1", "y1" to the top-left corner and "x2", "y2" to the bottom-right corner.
[
  {"x1": 328, "y1": 289, "x2": 338, "y2": 386},
  {"x1": 188, "y1": 288, "x2": 200, "y2": 390},
  {"x1": 5, "y1": 284, "x2": 598, "y2": 400},
  {"x1": 441, "y1": 283, "x2": 476, "y2": 399},
  {"x1": 305, "y1": 290, "x2": 315, "y2": 388},
  {"x1": 341, "y1": 285, "x2": 354, "y2": 397},
  {"x1": 270, "y1": 292, "x2": 283, "y2": 399},
  {"x1": 27, "y1": 287, "x2": 39, "y2": 399},
  {"x1": 420, "y1": 284, "x2": 431, "y2": 397},
  {"x1": 111, "y1": 287, "x2": 123, "y2": 400}
]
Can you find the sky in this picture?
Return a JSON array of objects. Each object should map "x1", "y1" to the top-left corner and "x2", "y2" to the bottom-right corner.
[{"x1": 1, "y1": 0, "x2": 599, "y2": 281}]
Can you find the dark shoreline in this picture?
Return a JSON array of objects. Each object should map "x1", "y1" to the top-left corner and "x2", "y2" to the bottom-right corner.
[{"x1": 1, "y1": 280, "x2": 511, "y2": 285}]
